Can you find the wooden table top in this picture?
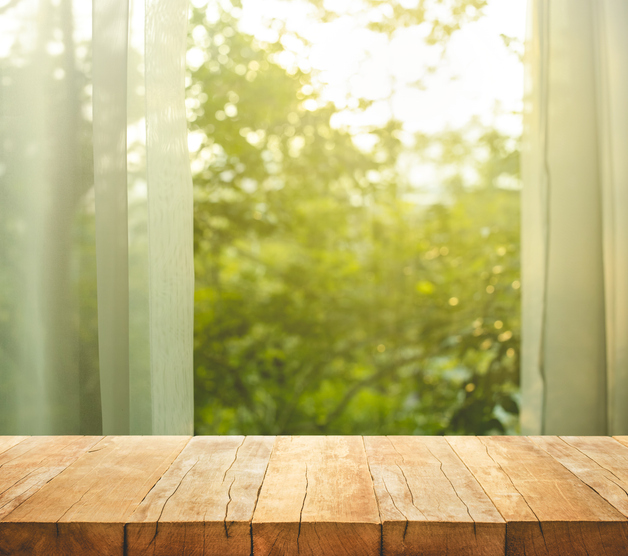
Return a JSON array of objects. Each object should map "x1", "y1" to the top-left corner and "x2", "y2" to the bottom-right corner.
[{"x1": 0, "y1": 435, "x2": 627, "y2": 555}]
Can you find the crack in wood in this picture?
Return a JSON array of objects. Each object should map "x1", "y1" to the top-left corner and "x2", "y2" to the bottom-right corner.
[
  {"x1": 222, "y1": 437, "x2": 246, "y2": 485},
  {"x1": 221, "y1": 437, "x2": 247, "y2": 539},
  {"x1": 560, "y1": 438, "x2": 628, "y2": 499},
  {"x1": 123, "y1": 523, "x2": 129, "y2": 556},
  {"x1": 0, "y1": 438, "x2": 100, "y2": 521},
  {"x1": 250, "y1": 440, "x2": 274, "y2": 556},
  {"x1": 381, "y1": 474, "x2": 409, "y2": 542},
  {"x1": 296, "y1": 463, "x2": 308, "y2": 554},
  {"x1": 424, "y1": 443, "x2": 477, "y2": 540},
  {"x1": 6, "y1": 436, "x2": 626, "y2": 556},
  {"x1": 224, "y1": 476, "x2": 236, "y2": 538},
  {"x1": 55, "y1": 484, "x2": 91, "y2": 527},
  {"x1": 386, "y1": 437, "x2": 406, "y2": 464},
  {"x1": 148, "y1": 456, "x2": 200, "y2": 549},
  {"x1": 361, "y1": 437, "x2": 383, "y2": 556},
  {"x1": 131, "y1": 438, "x2": 192, "y2": 515},
  {"x1": 394, "y1": 463, "x2": 427, "y2": 522},
  {"x1": 480, "y1": 440, "x2": 550, "y2": 554}
]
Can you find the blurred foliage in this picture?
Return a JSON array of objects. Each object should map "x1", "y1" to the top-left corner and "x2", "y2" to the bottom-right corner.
[{"x1": 190, "y1": 0, "x2": 521, "y2": 435}]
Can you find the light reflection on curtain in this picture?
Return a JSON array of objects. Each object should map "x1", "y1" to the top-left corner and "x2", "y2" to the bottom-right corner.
[
  {"x1": 0, "y1": 0, "x2": 193, "y2": 435},
  {"x1": 522, "y1": 0, "x2": 628, "y2": 435}
]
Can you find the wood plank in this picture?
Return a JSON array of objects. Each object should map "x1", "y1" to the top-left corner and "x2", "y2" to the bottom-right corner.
[
  {"x1": 0, "y1": 437, "x2": 42, "y2": 466},
  {"x1": 252, "y1": 436, "x2": 380, "y2": 556},
  {"x1": 364, "y1": 436, "x2": 504, "y2": 556},
  {"x1": 531, "y1": 436, "x2": 628, "y2": 519},
  {"x1": 0, "y1": 435, "x2": 189, "y2": 556},
  {"x1": 0, "y1": 436, "x2": 102, "y2": 520},
  {"x1": 448, "y1": 436, "x2": 628, "y2": 556},
  {"x1": 126, "y1": 435, "x2": 274, "y2": 556},
  {"x1": 614, "y1": 436, "x2": 628, "y2": 450},
  {"x1": 0, "y1": 436, "x2": 28, "y2": 457}
]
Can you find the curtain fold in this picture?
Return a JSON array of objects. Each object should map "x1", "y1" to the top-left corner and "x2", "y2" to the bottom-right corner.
[
  {"x1": 144, "y1": 0, "x2": 194, "y2": 435},
  {"x1": 93, "y1": 0, "x2": 131, "y2": 435},
  {"x1": 0, "y1": 0, "x2": 193, "y2": 435},
  {"x1": 522, "y1": 0, "x2": 628, "y2": 435}
]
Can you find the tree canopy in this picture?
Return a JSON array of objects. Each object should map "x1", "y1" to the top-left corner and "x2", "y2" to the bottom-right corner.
[{"x1": 189, "y1": 0, "x2": 521, "y2": 435}]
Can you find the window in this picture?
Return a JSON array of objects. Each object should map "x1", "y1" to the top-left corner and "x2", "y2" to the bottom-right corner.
[{"x1": 189, "y1": 0, "x2": 525, "y2": 435}]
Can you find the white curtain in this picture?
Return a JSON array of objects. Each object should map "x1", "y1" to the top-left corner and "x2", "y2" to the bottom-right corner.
[
  {"x1": 0, "y1": 0, "x2": 193, "y2": 435},
  {"x1": 522, "y1": 0, "x2": 628, "y2": 435}
]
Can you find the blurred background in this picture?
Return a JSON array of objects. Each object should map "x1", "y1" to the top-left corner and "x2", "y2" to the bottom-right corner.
[
  {"x1": 0, "y1": 0, "x2": 525, "y2": 435},
  {"x1": 188, "y1": 0, "x2": 525, "y2": 435}
]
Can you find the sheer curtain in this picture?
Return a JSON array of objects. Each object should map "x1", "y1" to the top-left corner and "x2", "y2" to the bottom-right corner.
[
  {"x1": 0, "y1": 0, "x2": 193, "y2": 435},
  {"x1": 522, "y1": 0, "x2": 628, "y2": 435}
]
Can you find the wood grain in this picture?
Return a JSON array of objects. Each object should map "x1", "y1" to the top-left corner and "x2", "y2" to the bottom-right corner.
[
  {"x1": 0, "y1": 435, "x2": 189, "y2": 556},
  {"x1": 0, "y1": 436, "x2": 102, "y2": 521},
  {"x1": 364, "y1": 436, "x2": 504, "y2": 556},
  {"x1": 126, "y1": 435, "x2": 274, "y2": 556},
  {"x1": 0, "y1": 437, "x2": 28, "y2": 457},
  {"x1": 531, "y1": 436, "x2": 628, "y2": 519},
  {"x1": 615, "y1": 436, "x2": 628, "y2": 450},
  {"x1": 252, "y1": 436, "x2": 380, "y2": 556},
  {"x1": 2, "y1": 435, "x2": 628, "y2": 556},
  {"x1": 448, "y1": 436, "x2": 628, "y2": 556}
]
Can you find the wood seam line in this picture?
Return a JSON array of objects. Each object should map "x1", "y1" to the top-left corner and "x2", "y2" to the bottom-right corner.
[
  {"x1": 448, "y1": 437, "x2": 550, "y2": 552},
  {"x1": 122, "y1": 435, "x2": 193, "y2": 556},
  {"x1": 445, "y1": 436, "x2": 507, "y2": 553},
  {"x1": 157, "y1": 457, "x2": 201, "y2": 545},
  {"x1": 0, "y1": 437, "x2": 79, "y2": 502},
  {"x1": 445, "y1": 437, "x2": 509, "y2": 523},
  {"x1": 478, "y1": 437, "x2": 545, "y2": 525},
  {"x1": 559, "y1": 437, "x2": 628, "y2": 496},
  {"x1": 477, "y1": 437, "x2": 550, "y2": 552},
  {"x1": 249, "y1": 435, "x2": 274, "y2": 556},
  {"x1": 561, "y1": 438, "x2": 628, "y2": 497},
  {"x1": 423, "y1": 441, "x2": 477, "y2": 539},
  {"x1": 530, "y1": 436, "x2": 628, "y2": 507},
  {"x1": 530, "y1": 436, "x2": 617, "y2": 500},
  {"x1": 362, "y1": 436, "x2": 384, "y2": 556},
  {"x1": 0, "y1": 440, "x2": 43, "y2": 472},
  {"x1": 0, "y1": 436, "x2": 106, "y2": 522},
  {"x1": 126, "y1": 435, "x2": 194, "y2": 516},
  {"x1": 385, "y1": 436, "x2": 429, "y2": 522},
  {"x1": 0, "y1": 437, "x2": 29, "y2": 459}
]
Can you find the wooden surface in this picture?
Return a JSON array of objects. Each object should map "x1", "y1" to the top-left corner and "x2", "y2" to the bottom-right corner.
[
  {"x1": 1, "y1": 436, "x2": 628, "y2": 555},
  {"x1": 253, "y1": 436, "x2": 380, "y2": 556},
  {"x1": 364, "y1": 436, "x2": 504, "y2": 555},
  {"x1": 127, "y1": 436, "x2": 273, "y2": 556},
  {"x1": 449, "y1": 436, "x2": 628, "y2": 555},
  {"x1": 0, "y1": 436, "x2": 189, "y2": 556}
]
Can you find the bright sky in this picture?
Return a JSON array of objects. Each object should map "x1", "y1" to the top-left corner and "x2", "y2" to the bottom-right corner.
[
  {"x1": 236, "y1": 0, "x2": 527, "y2": 138},
  {"x1": 2, "y1": 0, "x2": 526, "y2": 142},
  {"x1": 1, "y1": 0, "x2": 526, "y2": 196}
]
